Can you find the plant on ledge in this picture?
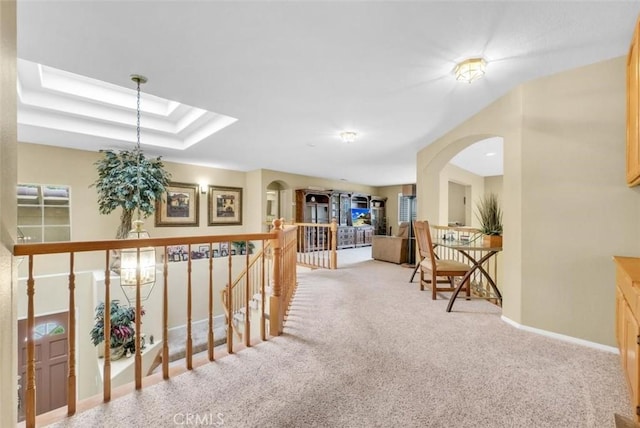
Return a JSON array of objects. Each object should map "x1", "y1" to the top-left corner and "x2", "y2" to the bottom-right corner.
[
  {"x1": 231, "y1": 240, "x2": 256, "y2": 255},
  {"x1": 475, "y1": 193, "x2": 503, "y2": 246},
  {"x1": 90, "y1": 300, "x2": 145, "y2": 360}
]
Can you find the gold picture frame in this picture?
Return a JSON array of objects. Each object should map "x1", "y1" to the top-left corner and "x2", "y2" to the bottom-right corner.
[
  {"x1": 208, "y1": 186, "x2": 242, "y2": 226},
  {"x1": 155, "y1": 182, "x2": 199, "y2": 227}
]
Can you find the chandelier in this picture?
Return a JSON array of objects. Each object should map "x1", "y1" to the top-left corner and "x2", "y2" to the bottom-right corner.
[{"x1": 119, "y1": 74, "x2": 156, "y2": 305}]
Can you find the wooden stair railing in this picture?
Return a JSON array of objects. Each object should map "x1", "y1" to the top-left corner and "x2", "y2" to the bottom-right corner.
[
  {"x1": 220, "y1": 240, "x2": 272, "y2": 346},
  {"x1": 294, "y1": 219, "x2": 337, "y2": 270},
  {"x1": 12, "y1": 220, "x2": 294, "y2": 428}
]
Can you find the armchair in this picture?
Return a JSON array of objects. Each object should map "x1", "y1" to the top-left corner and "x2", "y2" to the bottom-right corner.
[{"x1": 371, "y1": 222, "x2": 410, "y2": 264}]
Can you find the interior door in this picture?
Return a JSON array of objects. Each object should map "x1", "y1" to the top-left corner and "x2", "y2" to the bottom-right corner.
[{"x1": 17, "y1": 311, "x2": 69, "y2": 421}]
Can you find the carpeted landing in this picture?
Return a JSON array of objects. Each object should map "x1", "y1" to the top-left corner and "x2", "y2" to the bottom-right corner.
[{"x1": 49, "y1": 248, "x2": 632, "y2": 427}]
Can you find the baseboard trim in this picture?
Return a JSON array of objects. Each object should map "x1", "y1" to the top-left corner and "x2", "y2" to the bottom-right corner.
[{"x1": 500, "y1": 315, "x2": 619, "y2": 354}]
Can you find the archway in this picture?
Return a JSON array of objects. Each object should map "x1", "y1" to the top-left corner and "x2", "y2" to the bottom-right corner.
[
  {"x1": 418, "y1": 133, "x2": 504, "y2": 226},
  {"x1": 265, "y1": 180, "x2": 290, "y2": 228}
]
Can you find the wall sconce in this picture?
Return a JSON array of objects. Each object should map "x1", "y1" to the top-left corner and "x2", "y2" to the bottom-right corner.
[
  {"x1": 454, "y1": 58, "x2": 486, "y2": 84},
  {"x1": 200, "y1": 184, "x2": 207, "y2": 194}
]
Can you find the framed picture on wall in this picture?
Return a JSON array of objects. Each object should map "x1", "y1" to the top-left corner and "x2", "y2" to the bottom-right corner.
[
  {"x1": 155, "y1": 182, "x2": 199, "y2": 227},
  {"x1": 208, "y1": 186, "x2": 242, "y2": 226},
  {"x1": 166, "y1": 245, "x2": 188, "y2": 262},
  {"x1": 219, "y1": 242, "x2": 229, "y2": 257}
]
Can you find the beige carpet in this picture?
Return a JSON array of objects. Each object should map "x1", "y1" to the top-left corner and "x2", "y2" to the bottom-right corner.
[{"x1": 49, "y1": 248, "x2": 631, "y2": 427}]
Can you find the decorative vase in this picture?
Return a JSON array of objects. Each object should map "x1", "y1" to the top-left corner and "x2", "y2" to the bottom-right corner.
[
  {"x1": 483, "y1": 234, "x2": 503, "y2": 248},
  {"x1": 110, "y1": 345, "x2": 126, "y2": 361}
]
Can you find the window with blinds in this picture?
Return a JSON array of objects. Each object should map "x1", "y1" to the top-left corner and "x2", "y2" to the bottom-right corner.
[{"x1": 398, "y1": 194, "x2": 416, "y2": 224}]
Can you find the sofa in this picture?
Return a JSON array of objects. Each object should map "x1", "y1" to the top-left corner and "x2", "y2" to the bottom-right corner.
[{"x1": 371, "y1": 222, "x2": 410, "y2": 264}]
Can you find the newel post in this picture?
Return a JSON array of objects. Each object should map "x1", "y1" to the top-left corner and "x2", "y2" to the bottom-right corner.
[
  {"x1": 270, "y1": 218, "x2": 284, "y2": 335},
  {"x1": 330, "y1": 218, "x2": 338, "y2": 269}
]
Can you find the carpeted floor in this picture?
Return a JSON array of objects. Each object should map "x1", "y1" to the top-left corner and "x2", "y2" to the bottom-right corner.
[{"x1": 49, "y1": 248, "x2": 632, "y2": 427}]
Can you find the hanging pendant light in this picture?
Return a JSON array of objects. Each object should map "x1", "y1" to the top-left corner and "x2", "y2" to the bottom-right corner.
[{"x1": 120, "y1": 74, "x2": 156, "y2": 304}]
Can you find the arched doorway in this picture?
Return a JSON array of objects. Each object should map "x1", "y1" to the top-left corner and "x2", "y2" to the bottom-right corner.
[
  {"x1": 446, "y1": 136, "x2": 504, "y2": 227},
  {"x1": 265, "y1": 180, "x2": 290, "y2": 230}
]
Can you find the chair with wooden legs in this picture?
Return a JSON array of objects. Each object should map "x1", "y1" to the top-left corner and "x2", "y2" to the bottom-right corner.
[{"x1": 413, "y1": 220, "x2": 471, "y2": 300}]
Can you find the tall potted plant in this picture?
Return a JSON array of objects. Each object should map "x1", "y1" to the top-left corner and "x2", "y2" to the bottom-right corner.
[
  {"x1": 92, "y1": 149, "x2": 171, "y2": 239},
  {"x1": 475, "y1": 193, "x2": 503, "y2": 247},
  {"x1": 90, "y1": 300, "x2": 145, "y2": 360}
]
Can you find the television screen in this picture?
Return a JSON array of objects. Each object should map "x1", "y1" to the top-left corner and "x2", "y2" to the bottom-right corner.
[{"x1": 351, "y1": 208, "x2": 371, "y2": 226}]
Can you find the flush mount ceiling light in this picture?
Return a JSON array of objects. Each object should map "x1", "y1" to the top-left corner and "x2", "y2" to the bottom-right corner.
[
  {"x1": 454, "y1": 58, "x2": 486, "y2": 83},
  {"x1": 340, "y1": 131, "x2": 357, "y2": 143}
]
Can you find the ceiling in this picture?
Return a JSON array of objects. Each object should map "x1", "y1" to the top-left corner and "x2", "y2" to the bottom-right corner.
[
  {"x1": 15, "y1": 1, "x2": 640, "y2": 186},
  {"x1": 450, "y1": 137, "x2": 503, "y2": 177}
]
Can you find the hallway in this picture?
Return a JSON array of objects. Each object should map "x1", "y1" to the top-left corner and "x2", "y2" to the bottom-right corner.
[{"x1": 48, "y1": 250, "x2": 630, "y2": 428}]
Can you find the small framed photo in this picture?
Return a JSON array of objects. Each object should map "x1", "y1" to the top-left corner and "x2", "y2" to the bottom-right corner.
[
  {"x1": 167, "y1": 245, "x2": 188, "y2": 262},
  {"x1": 208, "y1": 186, "x2": 242, "y2": 226},
  {"x1": 219, "y1": 242, "x2": 229, "y2": 257},
  {"x1": 212, "y1": 249, "x2": 220, "y2": 258},
  {"x1": 230, "y1": 249, "x2": 237, "y2": 256},
  {"x1": 155, "y1": 182, "x2": 199, "y2": 227}
]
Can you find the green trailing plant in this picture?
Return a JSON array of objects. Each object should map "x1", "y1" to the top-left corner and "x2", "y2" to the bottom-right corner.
[
  {"x1": 475, "y1": 193, "x2": 503, "y2": 236},
  {"x1": 90, "y1": 300, "x2": 145, "y2": 349},
  {"x1": 91, "y1": 149, "x2": 171, "y2": 239}
]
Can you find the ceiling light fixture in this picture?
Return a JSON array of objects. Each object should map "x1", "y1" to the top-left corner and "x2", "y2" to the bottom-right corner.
[
  {"x1": 340, "y1": 131, "x2": 357, "y2": 143},
  {"x1": 455, "y1": 58, "x2": 486, "y2": 84},
  {"x1": 119, "y1": 74, "x2": 157, "y2": 305}
]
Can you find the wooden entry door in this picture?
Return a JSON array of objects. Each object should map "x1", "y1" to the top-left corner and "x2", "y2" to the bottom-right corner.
[{"x1": 17, "y1": 312, "x2": 69, "y2": 421}]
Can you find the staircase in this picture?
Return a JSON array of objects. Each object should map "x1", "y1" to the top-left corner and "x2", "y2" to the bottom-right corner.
[
  {"x1": 231, "y1": 290, "x2": 271, "y2": 343},
  {"x1": 166, "y1": 321, "x2": 227, "y2": 363}
]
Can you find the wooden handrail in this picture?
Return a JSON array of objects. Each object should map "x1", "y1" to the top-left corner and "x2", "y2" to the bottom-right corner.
[
  {"x1": 220, "y1": 243, "x2": 271, "y2": 341},
  {"x1": 293, "y1": 220, "x2": 337, "y2": 270},
  {"x1": 13, "y1": 233, "x2": 275, "y2": 256},
  {"x1": 13, "y1": 224, "x2": 293, "y2": 428}
]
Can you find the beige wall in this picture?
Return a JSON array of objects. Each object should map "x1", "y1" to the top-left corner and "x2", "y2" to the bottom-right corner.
[
  {"x1": 259, "y1": 169, "x2": 378, "y2": 224},
  {"x1": 447, "y1": 182, "x2": 466, "y2": 226},
  {"x1": 439, "y1": 164, "x2": 485, "y2": 228},
  {"x1": 518, "y1": 57, "x2": 639, "y2": 344},
  {"x1": 0, "y1": 0, "x2": 17, "y2": 425},
  {"x1": 417, "y1": 56, "x2": 640, "y2": 346},
  {"x1": 484, "y1": 175, "x2": 503, "y2": 200},
  {"x1": 17, "y1": 143, "x2": 249, "y2": 240},
  {"x1": 377, "y1": 185, "x2": 404, "y2": 234}
]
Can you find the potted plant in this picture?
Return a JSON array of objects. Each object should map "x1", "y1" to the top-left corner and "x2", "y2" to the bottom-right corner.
[
  {"x1": 231, "y1": 240, "x2": 255, "y2": 255},
  {"x1": 91, "y1": 149, "x2": 171, "y2": 239},
  {"x1": 475, "y1": 193, "x2": 503, "y2": 247},
  {"x1": 90, "y1": 300, "x2": 145, "y2": 360}
]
